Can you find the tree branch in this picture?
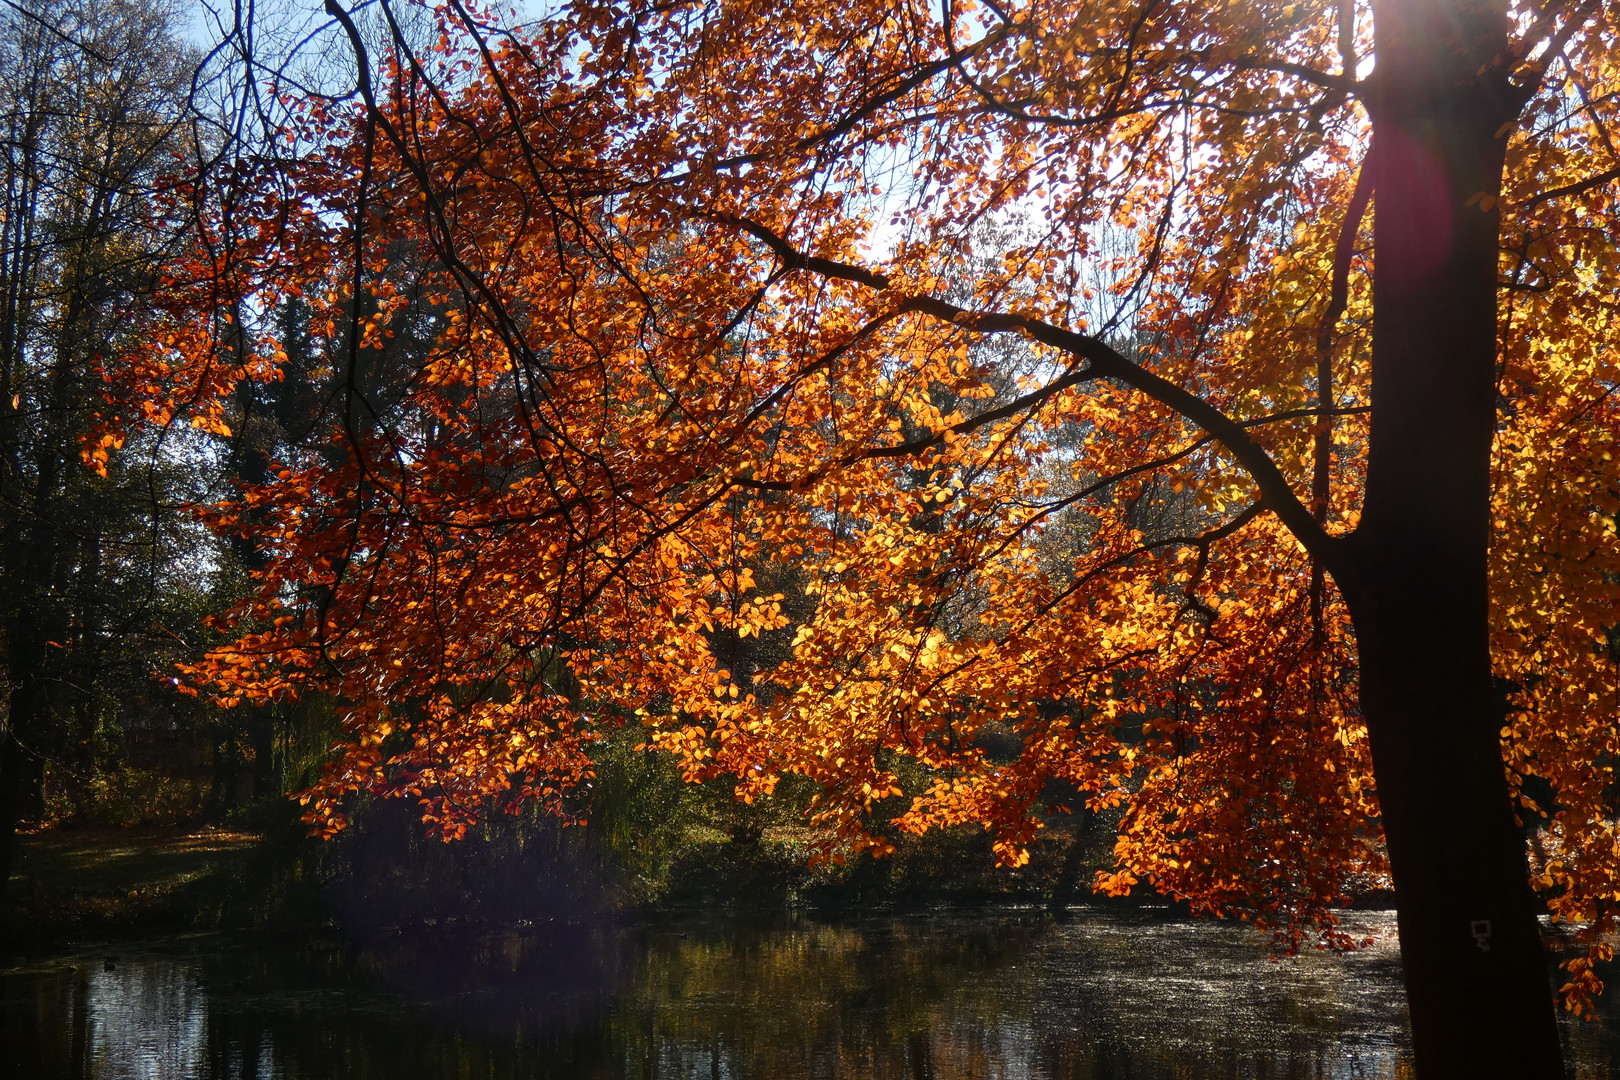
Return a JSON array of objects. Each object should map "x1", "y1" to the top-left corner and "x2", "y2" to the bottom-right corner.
[
  {"x1": 1225, "y1": 54, "x2": 1356, "y2": 93},
  {"x1": 1510, "y1": 0, "x2": 1604, "y2": 98},
  {"x1": 1314, "y1": 154, "x2": 1374, "y2": 523},
  {"x1": 718, "y1": 217, "x2": 1340, "y2": 567},
  {"x1": 1519, "y1": 164, "x2": 1620, "y2": 210}
]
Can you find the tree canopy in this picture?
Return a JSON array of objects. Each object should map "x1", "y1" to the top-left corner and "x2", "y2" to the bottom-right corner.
[
  {"x1": 0, "y1": 0, "x2": 212, "y2": 897},
  {"x1": 103, "y1": 0, "x2": 1620, "y2": 1074}
]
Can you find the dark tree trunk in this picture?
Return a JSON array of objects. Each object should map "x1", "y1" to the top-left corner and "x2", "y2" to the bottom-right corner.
[
  {"x1": 0, "y1": 731, "x2": 28, "y2": 907},
  {"x1": 2, "y1": 559, "x2": 56, "y2": 908},
  {"x1": 249, "y1": 706, "x2": 277, "y2": 800},
  {"x1": 1047, "y1": 807, "x2": 1092, "y2": 916},
  {"x1": 208, "y1": 726, "x2": 240, "y2": 821},
  {"x1": 1332, "y1": 0, "x2": 1563, "y2": 1074}
]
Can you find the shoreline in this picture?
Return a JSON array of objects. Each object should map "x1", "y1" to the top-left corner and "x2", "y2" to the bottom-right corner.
[{"x1": 3, "y1": 821, "x2": 1400, "y2": 953}]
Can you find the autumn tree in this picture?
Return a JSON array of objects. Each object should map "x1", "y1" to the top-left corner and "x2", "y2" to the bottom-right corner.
[
  {"x1": 0, "y1": 0, "x2": 205, "y2": 895},
  {"x1": 117, "y1": 0, "x2": 1620, "y2": 1075}
]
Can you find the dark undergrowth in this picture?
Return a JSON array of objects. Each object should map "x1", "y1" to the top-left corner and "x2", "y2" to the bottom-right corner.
[{"x1": 1, "y1": 784, "x2": 1118, "y2": 951}]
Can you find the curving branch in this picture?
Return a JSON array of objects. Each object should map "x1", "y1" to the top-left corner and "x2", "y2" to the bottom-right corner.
[
  {"x1": 1519, "y1": 164, "x2": 1620, "y2": 210},
  {"x1": 1314, "y1": 153, "x2": 1374, "y2": 523},
  {"x1": 718, "y1": 215, "x2": 1340, "y2": 568},
  {"x1": 1224, "y1": 54, "x2": 1356, "y2": 93}
]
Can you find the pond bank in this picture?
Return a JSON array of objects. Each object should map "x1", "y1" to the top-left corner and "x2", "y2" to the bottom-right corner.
[
  {"x1": 5, "y1": 812, "x2": 1400, "y2": 954},
  {"x1": 3, "y1": 826, "x2": 264, "y2": 944},
  {"x1": 2, "y1": 809, "x2": 1107, "y2": 948}
]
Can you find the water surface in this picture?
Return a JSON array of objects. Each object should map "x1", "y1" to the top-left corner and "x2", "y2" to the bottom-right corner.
[{"x1": 4, "y1": 909, "x2": 1616, "y2": 1078}]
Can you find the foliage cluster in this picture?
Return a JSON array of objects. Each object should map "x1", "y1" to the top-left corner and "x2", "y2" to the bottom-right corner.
[{"x1": 8, "y1": 0, "x2": 1620, "y2": 1071}]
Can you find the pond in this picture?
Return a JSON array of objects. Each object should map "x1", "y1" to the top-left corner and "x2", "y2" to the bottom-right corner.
[{"x1": 3, "y1": 909, "x2": 1617, "y2": 1078}]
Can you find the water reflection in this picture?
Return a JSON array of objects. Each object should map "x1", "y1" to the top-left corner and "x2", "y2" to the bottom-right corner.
[{"x1": 3, "y1": 911, "x2": 1616, "y2": 1079}]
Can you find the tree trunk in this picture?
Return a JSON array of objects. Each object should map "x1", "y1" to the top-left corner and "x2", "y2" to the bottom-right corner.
[
  {"x1": 0, "y1": 731, "x2": 28, "y2": 907},
  {"x1": 249, "y1": 706, "x2": 278, "y2": 800},
  {"x1": 1334, "y1": 0, "x2": 1563, "y2": 1075},
  {"x1": 1344, "y1": 577, "x2": 1564, "y2": 1078},
  {"x1": 1, "y1": 547, "x2": 56, "y2": 908}
]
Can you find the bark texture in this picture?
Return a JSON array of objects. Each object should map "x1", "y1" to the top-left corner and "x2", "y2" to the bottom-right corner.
[{"x1": 1330, "y1": 0, "x2": 1564, "y2": 1073}]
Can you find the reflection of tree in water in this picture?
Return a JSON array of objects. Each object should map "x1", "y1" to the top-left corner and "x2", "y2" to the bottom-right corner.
[
  {"x1": 4, "y1": 962, "x2": 210, "y2": 1080},
  {"x1": 4, "y1": 915, "x2": 1619, "y2": 1078},
  {"x1": 625, "y1": 918, "x2": 1046, "y2": 1079}
]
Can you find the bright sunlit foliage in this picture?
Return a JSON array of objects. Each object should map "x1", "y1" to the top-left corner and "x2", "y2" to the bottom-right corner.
[{"x1": 101, "y1": 0, "x2": 1620, "y2": 1023}]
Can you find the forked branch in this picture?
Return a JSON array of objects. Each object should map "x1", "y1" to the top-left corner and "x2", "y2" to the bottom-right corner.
[{"x1": 721, "y1": 216, "x2": 1340, "y2": 569}]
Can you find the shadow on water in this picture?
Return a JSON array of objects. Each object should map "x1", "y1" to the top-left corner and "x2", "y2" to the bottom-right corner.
[{"x1": 3, "y1": 909, "x2": 1618, "y2": 1078}]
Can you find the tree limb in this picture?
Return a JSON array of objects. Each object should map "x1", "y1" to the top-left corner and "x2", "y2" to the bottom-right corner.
[
  {"x1": 1519, "y1": 164, "x2": 1620, "y2": 210},
  {"x1": 718, "y1": 216, "x2": 1340, "y2": 568}
]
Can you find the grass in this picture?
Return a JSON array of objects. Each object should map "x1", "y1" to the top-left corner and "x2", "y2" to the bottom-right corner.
[{"x1": 4, "y1": 825, "x2": 262, "y2": 943}]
